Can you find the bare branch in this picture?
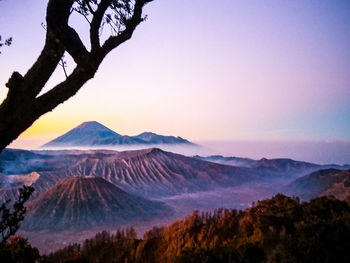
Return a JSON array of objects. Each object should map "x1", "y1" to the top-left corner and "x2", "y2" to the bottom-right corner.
[
  {"x1": 35, "y1": 65, "x2": 95, "y2": 116},
  {"x1": 90, "y1": 0, "x2": 113, "y2": 51},
  {"x1": 73, "y1": 8, "x2": 91, "y2": 24},
  {"x1": 47, "y1": 0, "x2": 89, "y2": 65},
  {"x1": 41, "y1": 22, "x2": 69, "y2": 81},
  {"x1": 59, "y1": 54, "x2": 69, "y2": 79},
  {"x1": 101, "y1": 0, "x2": 152, "y2": 56},
  {"x1": 7, "y1": 29, "x2": 65, "y2": 98}
]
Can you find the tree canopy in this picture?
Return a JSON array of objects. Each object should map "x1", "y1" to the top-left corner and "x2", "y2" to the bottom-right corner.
[
  {"x1": 0, "y1": 186, "x2": 34, "y2": 248},
  {"x1": 0, "y1": 35, "x2": 12, "y2": 54},
  {"x1": 46, "y1": 194, "x2": 350, "y2": 263}
]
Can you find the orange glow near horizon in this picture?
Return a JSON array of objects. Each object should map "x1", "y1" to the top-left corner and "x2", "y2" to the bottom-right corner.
[{"x1": 1, "y1": 0, "x2": 350, "y2": 149}]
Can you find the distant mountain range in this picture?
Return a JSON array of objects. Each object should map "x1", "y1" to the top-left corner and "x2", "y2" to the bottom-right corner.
[
  {"x1": 285, "y1": 168, "x2": 350, "y2": 200},
  {"x1": 41, "y1": 121, "x2": 192, "y2": 148},
  {"x1": 1, "y1": 148, "x2": 349, "y2": 201},
  {"x1": 22, "y1": 177, "x2": 172, "y2": 231},
  {"x1": 194, "y1": 155, "x2": 350, "y2": 178}
]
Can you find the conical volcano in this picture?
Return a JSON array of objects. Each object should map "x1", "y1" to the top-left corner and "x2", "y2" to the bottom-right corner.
[{"x1": 23, "y1": 177, "x2": 172, "y2": 231}]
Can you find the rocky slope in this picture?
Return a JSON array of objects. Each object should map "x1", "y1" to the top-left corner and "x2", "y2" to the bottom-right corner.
[
  {"x1": 23, "y1": 177, "x2": 172, "y2": 231},
  {"x1": 0, "y1": 172, "x2": 40, "y2": 201},
  {"x1": 1, "y1": 148, "x2": 260, "y2": 199},
  {"x1": 56, "y1": 148, "x2": 259, "y2": 197}
]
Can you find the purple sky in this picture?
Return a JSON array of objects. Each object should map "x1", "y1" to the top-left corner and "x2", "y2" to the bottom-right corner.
[{"x1": 1, "y1": 0, "x2": 350, "y2": 147}]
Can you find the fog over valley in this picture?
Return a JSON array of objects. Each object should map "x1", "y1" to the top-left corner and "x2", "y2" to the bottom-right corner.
[{"x1": 1, "y1": 140, "x2": 350, "y2": 252}]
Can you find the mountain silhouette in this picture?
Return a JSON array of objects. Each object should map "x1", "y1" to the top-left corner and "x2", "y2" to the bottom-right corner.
[{"x1": 42, "y1": 121, "x2": 192, "y2": 148}]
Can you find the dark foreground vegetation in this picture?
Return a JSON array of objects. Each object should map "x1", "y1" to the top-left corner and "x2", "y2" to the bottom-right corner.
[{"x1": 2, "y1": 194, "x2": 350, "y2": 263}]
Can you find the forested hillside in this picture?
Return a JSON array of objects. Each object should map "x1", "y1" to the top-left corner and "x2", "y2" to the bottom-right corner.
[{"x1": 44, "y1": 194, "x2": 350, "y2": 263}]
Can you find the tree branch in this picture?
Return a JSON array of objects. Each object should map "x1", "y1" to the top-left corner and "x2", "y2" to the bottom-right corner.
[
  {"x1": 101, "y1": 0, "x2": 153, "y2": 56},
  {"x1": 90, "y1": 0, "x2": 113, "y2": 51},
  {"x1": 47, "y1": 0, "x2": 89, "y2": 65},
  {"x1": 21, "y1": 29, "x2": 65, "y2": 97},
  {"x1": 35, "y1": 65, "x2": 95, "y2": 116},
  {"x1": 0, "y1": 0, "x2": 154, "y2": 153}
]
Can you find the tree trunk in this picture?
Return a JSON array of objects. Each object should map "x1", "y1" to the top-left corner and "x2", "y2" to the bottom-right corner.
[{"x1": 0, "y1": 0, "x2": 152, "y2": 153}]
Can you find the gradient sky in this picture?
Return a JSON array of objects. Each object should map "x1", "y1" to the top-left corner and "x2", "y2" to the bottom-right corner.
[{"x1": 1, "y1": 0, "x2": 350, "y2": 148}]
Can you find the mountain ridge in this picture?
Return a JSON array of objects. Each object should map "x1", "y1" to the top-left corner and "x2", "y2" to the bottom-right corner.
[
  {"x1": 194, "y1": 154, "x2": 350, "y2": 178},
  {"x1": 2, "y1": 148, "x2": 349, "y2": 201},
  {"x1": 285, "y1": 168, "x2": 350, "y2": 200},
  {"x1": 1, "y1": 148, "x2": 260, "y2": 199},
  {"x1": 41, "y1": 121, "x2": 192, "y2": 148}
]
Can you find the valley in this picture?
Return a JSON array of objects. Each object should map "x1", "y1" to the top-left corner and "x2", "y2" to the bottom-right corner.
[{"x1": 1, "y1": 145, "x2": 350, "y2": 253}]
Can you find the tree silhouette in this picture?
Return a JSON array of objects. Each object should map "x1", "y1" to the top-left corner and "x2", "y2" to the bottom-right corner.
[
  {"x1": 0, "y1": 0, "x2": 153, "y2": 152},
  {"x1": 0, "y1": 186, "x2": 34, "y2": 248},
  {"x1": 0, "y1": 235, "x2": 40, "y2": 263},
  {"x1": 0, "y1": 35, "x2": 12, "y2": 54}
]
